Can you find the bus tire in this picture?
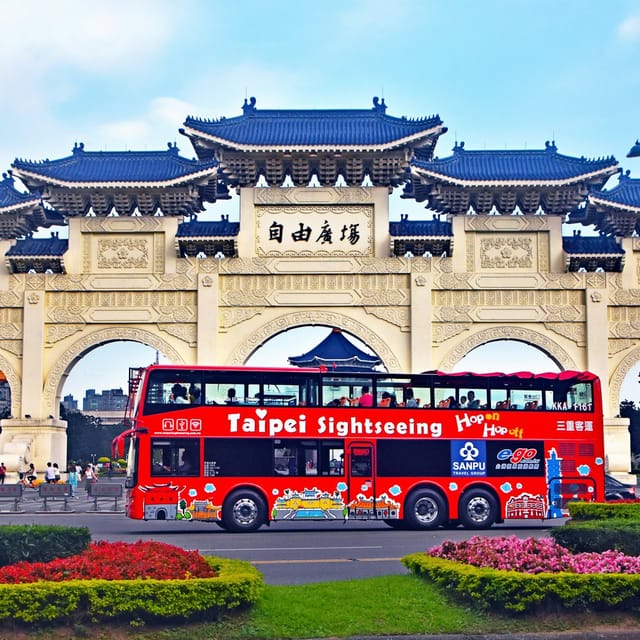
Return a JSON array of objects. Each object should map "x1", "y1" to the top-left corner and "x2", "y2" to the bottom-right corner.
[
  {"x1": 222, "y1": 490, "x2": 266, "y2": 532},
  {"x1": 458, "y1": 489, "x2": 498, "y2": 529},
  {"x1": 404, "y1": 489, "x2": 447, "y2": 530}
]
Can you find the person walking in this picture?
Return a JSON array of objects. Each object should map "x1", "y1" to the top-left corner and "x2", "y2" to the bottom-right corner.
[
  {"x1": 67, "y1": 463, "x2": 78, "y2": 498},
  {"x1": 0, "y1": 462, "x2": 6, "y2": 485},
  {"x1": 84, "y1": 463, "x2": 97, "y2": 499}
]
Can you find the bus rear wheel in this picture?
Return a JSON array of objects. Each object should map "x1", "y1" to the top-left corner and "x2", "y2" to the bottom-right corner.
[
  {"x1": 405, "y1": 489, "x2": 447, "y2": 530},
  {"x1": 222, "y1": 490, "x2": 266, "y2": 532},
  {"x1": 458, "y1": 489, "x2": 498, "y2": 529}
]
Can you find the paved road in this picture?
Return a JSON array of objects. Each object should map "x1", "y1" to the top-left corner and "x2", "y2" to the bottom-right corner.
[{"x1": 0, "y1": 496, "x2": 564, "y2": 586}]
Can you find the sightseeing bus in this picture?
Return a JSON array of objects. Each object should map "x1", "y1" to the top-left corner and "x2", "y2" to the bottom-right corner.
[{"x1": 112, "y1": 365, "x2": 605, "y2": 531}]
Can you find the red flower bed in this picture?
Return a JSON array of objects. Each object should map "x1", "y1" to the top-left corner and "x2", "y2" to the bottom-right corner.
[{"x1": 0, "y1": 540, "x2": 216, "y2": 583}]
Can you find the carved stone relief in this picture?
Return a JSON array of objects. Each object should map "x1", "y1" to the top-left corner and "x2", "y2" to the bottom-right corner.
[
  {"x1": 97, "y1": 237, "x2": 149, "y2": 270},
  {"x1": 479, "y1": 236, "x2": 534, "y2": 269}
]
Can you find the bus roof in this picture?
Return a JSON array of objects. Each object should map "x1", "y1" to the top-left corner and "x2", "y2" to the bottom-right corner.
[{"x1": 137, "y1": 364, "x2": 598, "y2": 382}]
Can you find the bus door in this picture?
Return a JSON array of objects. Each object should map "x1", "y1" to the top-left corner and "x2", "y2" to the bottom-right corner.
[{"x1": 347, "y1": 442, "x2": 377, "y2": 520}]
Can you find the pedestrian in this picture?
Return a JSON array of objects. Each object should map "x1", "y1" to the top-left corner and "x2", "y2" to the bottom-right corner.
[
  {"x1": 67, "y1": 463, "x2": 78, "y2": 497},
  {"x1": 0, "y1": 462, "x2": 6, "y2": 484},
  {"x1": 44, "y1": 462, "x2": 56, "y2": 484},
  {"x1": 84, "y1": 463, "x2": 97, "y2": 499},
  {"x1": 17, "y1": 456, "x2": 28, "y2": 481},
  {"x1": 25, "y1": 463, "x2": 37, "y2": 487}
]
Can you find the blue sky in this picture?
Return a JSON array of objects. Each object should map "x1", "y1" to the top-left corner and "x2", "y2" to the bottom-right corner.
[{"x1": 3, "y1": 1, "x2": 640, "y2": 401}]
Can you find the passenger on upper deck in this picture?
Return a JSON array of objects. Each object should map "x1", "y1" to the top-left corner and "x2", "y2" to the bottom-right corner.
[{"x1": 357, "y1": 386, "x2": 373, "y2": 407}]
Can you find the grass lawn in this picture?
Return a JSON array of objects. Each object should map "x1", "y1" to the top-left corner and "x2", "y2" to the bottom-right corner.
[{"x1": 8, "y1": 574, "x2": 640, "y2": 640}]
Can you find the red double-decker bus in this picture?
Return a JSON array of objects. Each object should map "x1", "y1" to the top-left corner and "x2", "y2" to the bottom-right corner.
[{"x1": 113, "y1": 365, "x2": 605, "y2": 531}]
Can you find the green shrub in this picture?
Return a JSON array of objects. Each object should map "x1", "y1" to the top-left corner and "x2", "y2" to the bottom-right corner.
[
  {"x1": 0, "y1": 556, "x2": 263, "y2": 625},
  {"x1": 568, "y1": 501, "x2": 640, "y2": 521},
  {"x1": 551, "y1": 519, "x2": 640, "y2": 555},
  {"x1": 403, "y1": 552, "x2": 640, "y2": 613},
  {"x1": 0, "y1": 525, "x2": 90, "y2": 566}
]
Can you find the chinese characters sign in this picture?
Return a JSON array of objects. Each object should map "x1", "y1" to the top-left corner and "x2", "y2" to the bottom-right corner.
[{"x1": 256, "y1": 206, "x2": 373, "y2": 257}]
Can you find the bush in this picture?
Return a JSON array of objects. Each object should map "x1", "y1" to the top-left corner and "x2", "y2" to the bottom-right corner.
[
  {"x1": 0, "y1": 556, "x2": 263, "y2": 625},
  {"x1": 568, "y1": 501, "x2": 640, "y2": 521},
  {"x1": 551, "y1": 519, "x2": 640, "y2": 555},
  {"x1": 0, "y1": 525, "x2": 90, "y2": 567}
]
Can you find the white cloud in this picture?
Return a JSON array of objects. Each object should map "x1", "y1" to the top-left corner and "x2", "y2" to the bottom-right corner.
[{"x1": 618, "y1": 13, "x2": 640, "y2": 41}]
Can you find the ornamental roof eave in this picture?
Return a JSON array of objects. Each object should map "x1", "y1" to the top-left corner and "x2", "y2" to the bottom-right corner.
[
  {"x1": 409, "y1": 142, "x2": 619, "y2": 186},
  {"x1": 409, "y1": 164, "x2": 620, "y2": 189},
  {"x1": 12, "y1": 165, "x2": 219, "y2": 191},
  {"x1": 181, "y1": 123, "x2": 447, "y2": 155},
  {"x1": 181, "y1": 97, "x2": 446, "y2": 158},
  {"x1": 11, "y1": 143, "x2": 219, "y2": 192}
]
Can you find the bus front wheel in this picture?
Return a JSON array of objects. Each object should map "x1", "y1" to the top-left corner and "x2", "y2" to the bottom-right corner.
[
  {"x1": 405, "y1": 489, "x2": 447, "y2": 530},
  {"x1": 222, "y1": 490, "x2": 266, "y2": 532},
  {"x1": 458, "y1": 489, "x2": 498, "y2": 529}
]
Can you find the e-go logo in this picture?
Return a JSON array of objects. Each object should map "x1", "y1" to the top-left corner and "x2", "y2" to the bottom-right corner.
[{"x1": 497, "y1": 447, "x2": 536, "y2": 464}]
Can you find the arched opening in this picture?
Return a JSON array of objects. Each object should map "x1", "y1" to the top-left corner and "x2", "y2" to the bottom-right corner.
[
  {"x1": 451, "y1": 340, "x2": 561, "y2": 374},
  {"x1": 61, "y1": 341, "x2": 170, "y2": 468},
  {"x1": 244, "y1": 325, "x2": 383, "y2": 370}
]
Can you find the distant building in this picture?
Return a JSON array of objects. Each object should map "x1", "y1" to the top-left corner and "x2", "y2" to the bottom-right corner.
[
  {"x1": 83, "y1": 388, "x2": 127, "y2": 412},
  {"x1": 0, "y1": 381, "x2": 10, "y2": 417},
  {"x1": 61, "y1": 394, "x2": 78, "y2": 412}
]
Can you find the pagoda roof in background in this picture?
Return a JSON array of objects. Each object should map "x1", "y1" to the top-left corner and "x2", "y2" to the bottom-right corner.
[
  {"x1": 0, "y1": 173, "x2": 65, "y2": 238},
  {"x1": 407, "y1": 141, "x2": 620, "y2": 215},
  {"x1": 176, "y1": 216, "x2": 240, "y2": 258},
  {"x1": 5, "y1": 234, "x2": 67, "y2": 273},
  {"x1": 180, "y1": 97, "x2": 447, "y2": 188},
  {"x1": 568, "y1": 171, "x2": 640, "y2": 236},
  {"x1": 11, "y1": 143, "x2": 224, "y2": 216},
  {"x1": 288, "y1": 327, "x2": 382, "y2": 372}
]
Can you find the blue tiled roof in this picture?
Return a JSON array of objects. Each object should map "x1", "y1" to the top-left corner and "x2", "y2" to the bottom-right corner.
[
  {"x1": 289, "y1": 328, "x2": 381, "y2": 370},
  {"x1": 562, "y1": 234, "x2": 624, "y2": 254},
  {"x1": 412, "y1": 141, "x2": 618, "y2": 184},
  {"x1": 587, "y1": 171, "x2": 640, "y2": 209},
  {"x1": 0, "y1": 173, "x2": 40, "y2": 210},
  {"x1": 12, "y1": 143, "x2": 218, "y2": 185},
  {"x1": 182, "y1": 97, "x2": 445, "y2": 149},
  {"x1": 177, "y1": 219, "x2": 239, "y2": 237},
  {"x1": 6, "y1": 237, "x2": 68, "y2": 256},
  {"x1": 389, "y1": 217, "x2": 452, "y2": 236}
]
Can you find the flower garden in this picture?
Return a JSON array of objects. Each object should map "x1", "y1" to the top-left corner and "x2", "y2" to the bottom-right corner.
[
  {"x1": 403, "y1": 501, "x2": 640, "y2": 613},
  {"x1": 0, "y1": 527, "x2": 263, "y2": 626}
]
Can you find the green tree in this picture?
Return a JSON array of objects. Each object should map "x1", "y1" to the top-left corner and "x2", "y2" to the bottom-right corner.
[{"x1": 62, "y1": 405, "x2": 125, "y2": 464}]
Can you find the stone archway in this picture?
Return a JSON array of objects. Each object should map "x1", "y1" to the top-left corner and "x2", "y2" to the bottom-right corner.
[
  {"x1": 43, "y1": 327, "x2": 186, "y2": 417},
  {"x1": 438, "y1": 326, "x2": 576, "y2": 372},
  {"x1": 0, "y1": 353, "x2": 21, "y2": 419},
  {"x1": 610, "y1": 348, "x2": 640, "y2": 418},
  {"x1": 228, "y1": 311, "x2": 402, "y2": 371}
]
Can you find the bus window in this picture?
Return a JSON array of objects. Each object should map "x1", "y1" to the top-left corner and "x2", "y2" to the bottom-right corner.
[
  {"x1": 273, "y1": 440, "x2": 342, "y2": 476},
  {"x1": 204, "y1": 438, "x2": 272, "y2": 477},
  {"x1": 510, "y1": 388, "x2": 543, "y2": 411},
  {"x1": 567, "y1": 382, "x2": 594, "y2": 412},
  {"x1": 351, "y1": 447, "x2": 372, "y2": 476},
  {"x1": 144, "y1": 370, "x2": 203, "y2": 414},
  {"x1": 434, "y1": 388, "x2": 458, "y2": 408},
  {"x1": 402, "y1": 385, "x2": 431, "y2": 408},
  {"x1": 151, "y1": 438, "x2": 200, "y2": 477},
  {"x1": 460, "y1": 388, "x2": 485, "y2": 409},
  {"x1": 490, "y1": 388, "x2": 509, "y2": 410}
]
